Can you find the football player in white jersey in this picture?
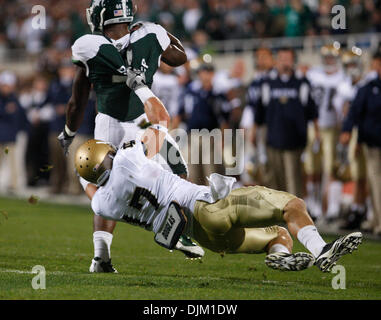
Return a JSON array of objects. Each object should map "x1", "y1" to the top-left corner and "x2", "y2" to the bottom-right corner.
[
  {"x1": 336, "y1": 49, "x2": 369, "y2": 230},
  {"x1": 305, "y1": 44, "x2": 346, "y2": 221},
  {"x1": 73, "y1": 78, "x2": 362, "y2": 273}
]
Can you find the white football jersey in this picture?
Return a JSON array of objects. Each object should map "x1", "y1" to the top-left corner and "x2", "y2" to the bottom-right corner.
[
  {"x1": 152, "y1": 71, "x2": 181, "y2": 117},
  {"x1": 307, "y1": 67, "x2": 346, "y2": 128},
  {"x1": 91, "y1": 142, "x2": 212, "y2": 233},
  {"x1": 333, "y1": 71, "x2": 378, "y2": 124},
  {"x1": 333, "y1": 76, "x2": 356, "y2": 124}
]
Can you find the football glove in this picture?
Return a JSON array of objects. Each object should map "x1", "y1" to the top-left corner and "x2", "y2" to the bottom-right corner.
[
  {"x1": 58, "y1": 126, "x2": 76, "y2": 156},
  {"x1": 126, "y1": 67, "x2": 147, "y2": 91}
]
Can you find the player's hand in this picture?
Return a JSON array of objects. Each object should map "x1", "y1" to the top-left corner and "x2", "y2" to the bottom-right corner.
[
  {"x1": 126, "y1": 67, "x2": 147, "y2": 91},
  {"x1": 58, "y1": 127, "x2": 76, "y2": 156}
]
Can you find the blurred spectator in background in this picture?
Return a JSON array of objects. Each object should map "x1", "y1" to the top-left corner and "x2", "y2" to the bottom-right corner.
[
  {"x1": 47, "y1": 61, "x2": 76, "y2": 194},
  {"x1": 253, "y1": 48, "x2": 318, "y2": 198},
  {"x1": 213, "y1": 58, "x2": 246, "y2": 179},
  {"x1": 284, "y1": 0, "x2": 313, "y2": 37},
  {"x1": 341, "y1": 52, "x2": 381, "y2": 236},
  {"x1": 152, "y1": 62, "x2": 182, "y2": 122},
  {"x1": 183, "y1": 0, "x2": 203, "y2": 36},
  {"x1": 347, "y1": 0, "x2": 371, "y2": 33},
  {"x1": 23, "y1": 75, "x2": 52, "y2": 186},
  {"x1": 47, "y1": 60, "x2": 96, "y2": 195},
  {"x1": 0, "y1": 0, "x2": 381, "y2": 58},
  {"x1": 313, "y1": 0, "x2": 334, "y2": 35},
  {"x1": 0, "y1": 71, "x2": 26, "y2": 192},
  {"x1": 242, "y1": 47, "x2": 274, "y2": 186},
  {"x1": 305, "y1": 44, "x2": 346, "y2": 221},
  {"x1": 175, "y1": 62, "x2": 229, "y2": 185},
  {"x1": 334, "y1": 49, "x2": 367, "y2": 230}
]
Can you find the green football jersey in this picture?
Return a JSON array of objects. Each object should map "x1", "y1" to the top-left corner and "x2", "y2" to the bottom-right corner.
[{"x1": 71, "y1": 22, "x2": 170, "y2": 122}]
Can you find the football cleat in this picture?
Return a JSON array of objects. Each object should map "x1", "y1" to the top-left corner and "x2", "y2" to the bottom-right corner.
[
  {"x1": 89, "y1": 257, "x2": 118, "y2": 273},
  {"x1": 174, "y1": 236, "x2": 205, "y2": 259},
  {"x1": 315, "y1": 232, "x2": 363, "y2": 272},
  {"x1": 265, "y1": 252, "x2": 315, "y2": 271}
]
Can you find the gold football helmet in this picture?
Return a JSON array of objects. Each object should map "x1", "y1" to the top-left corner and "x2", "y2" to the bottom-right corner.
[
  {"x1": 75, "y1": 139, "x2": 116, "y2": 186},
  {"x1": 321, "y1": 44, "x2": 340, "y2": 73},
  {"x1": 342, "y1": 50, "x2": 361, "y2": 65},
  {"x1": 321, "y1": 44, "x2": 340, "y2": 57},
  {"x1": 341, "y1": 48, "x2": 362, "y2": 80}
]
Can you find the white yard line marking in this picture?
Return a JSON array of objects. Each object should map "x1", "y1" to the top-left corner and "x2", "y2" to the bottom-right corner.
[{"x1": 0, "y1": 269, "x2": 65, "y2": 275}]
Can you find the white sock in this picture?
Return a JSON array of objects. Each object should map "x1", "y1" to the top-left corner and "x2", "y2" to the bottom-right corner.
[
  {"x1": 306, "y1": 181, "x2": 314, "y2": 199},
  {"x1": 326, "y1": 181, "x2": 342, "y2": 218},
  {"x1": 297, "y1": 225, "x2": 326, "y2": 257},
  {"x1": 93, "y1": 231, "x2": 113, "y2": 261},
  {"x1": 268, "y1": 243, "x2": 290, "y2": 254}
]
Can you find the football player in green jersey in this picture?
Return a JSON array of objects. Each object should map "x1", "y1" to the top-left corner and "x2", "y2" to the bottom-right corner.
[{"x1": 58, "y1": 0, "x2": 204, "y2": 273}]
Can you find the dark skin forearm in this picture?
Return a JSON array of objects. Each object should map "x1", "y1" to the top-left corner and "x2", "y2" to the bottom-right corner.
[
  {"x1": 66, "y1": 66, "x2": 91, "y2": 132},
  {"x1": 161, "y1": 32, "x2": 187, "y2": 67}
]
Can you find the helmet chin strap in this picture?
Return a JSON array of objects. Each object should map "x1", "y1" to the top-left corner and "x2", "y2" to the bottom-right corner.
[
  {"x1": 96, "y1": 170, "x2": 111, "y2": 187},
  {"x1": 96, "y1": 155, "x2": 114, "y2": 187}
]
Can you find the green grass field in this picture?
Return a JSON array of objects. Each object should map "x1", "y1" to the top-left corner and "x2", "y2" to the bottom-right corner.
[{"x1": 0, "y1": 196, "x2": 380, "y2": 300}]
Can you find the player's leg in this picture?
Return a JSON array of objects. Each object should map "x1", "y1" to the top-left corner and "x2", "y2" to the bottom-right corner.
[
  {"x1": 89, "y1": 113, "x2": 123, "y2": 273},
  {"x1": 364, "y1": 146, "x2": 381, "y2": 235},
  {"x1": 266, "y1": 147, "x2": 287, "y2": 192},
  {"x1": 193, "y1": 212, "x2": 314, "y2": 271},
  {"x1": 284, "y1": 149, "x2": 303, "y2": 198},
  {"x1": 224, "y1": 187, "x2": 317, "y2": 270},
  {"x1": 283, "y1": 197, "x2": 362, "y2": 271},
  {"x1": 193, "y1": 187, "x2": 315, "y2": 270},
  {"x1": 341, "y1": 132, "x2": 367, "y2": 229},
  {"x1": 264, "y1": 227, "x2": 316, "y2": 271},
  {"x1": 321, "y1": 127, "x2": 340, "y2": 219},
  {"x1": 304, "y1": 123, "x2": 323, "y2": 219},
  {"x1": 193, "y1": 186, "x2": 362, "y2": 272}
]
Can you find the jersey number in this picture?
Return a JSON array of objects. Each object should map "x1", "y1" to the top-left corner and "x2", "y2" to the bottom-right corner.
[
  {"x1": 130, "y1": 187, "x2": 159, "y2": 210},
  {"x1": 141, "y1": 58, "x2": 149, "y2": 71}
]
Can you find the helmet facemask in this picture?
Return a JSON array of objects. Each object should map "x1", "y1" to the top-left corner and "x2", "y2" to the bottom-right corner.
[
  {"x1": 94, "y1": 151, "x2": 115, "y2": 186},
  {"x1": 75, "y1": 139, "x2": 117, "y2": 186}
]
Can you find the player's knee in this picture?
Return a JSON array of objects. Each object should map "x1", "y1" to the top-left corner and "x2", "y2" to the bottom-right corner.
[{"x1": 284, "y1": 198, "x2": 307, "y2": 218}]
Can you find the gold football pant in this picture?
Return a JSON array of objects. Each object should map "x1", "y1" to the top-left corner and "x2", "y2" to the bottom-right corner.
[
  {"x1": 348, "y1": 128, "x2": 366, "y2": 181},
  {"x1": 305, "y1": 125, "x2": 338, "y2": 177},
  {"x1": 192, "y1": 186, "x2": 296, "y2": 254}
]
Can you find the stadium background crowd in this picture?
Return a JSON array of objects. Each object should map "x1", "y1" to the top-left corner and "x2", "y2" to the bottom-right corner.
[{"x1": 0, "y1": 0, "x2": 381, "y2": 236}]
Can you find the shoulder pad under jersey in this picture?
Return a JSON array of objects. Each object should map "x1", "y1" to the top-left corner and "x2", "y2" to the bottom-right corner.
[
  {"x1": 72, "y1": 34, "x2": 111, "y2": 65},
  {"x1": 129, "y1": 21, "x2": 170, "y2": 52}
]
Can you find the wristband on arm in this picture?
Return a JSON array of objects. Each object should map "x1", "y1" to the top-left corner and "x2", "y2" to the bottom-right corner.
[
  {"x1": 65, "y1": 125, "x2": 76, "y2": 137},
  {"x1": 135, "y1": 87, "x2": 156, "y2": 105},
  {"x1": 149, "y1": 124, "x2": 168, "y2": 134}
]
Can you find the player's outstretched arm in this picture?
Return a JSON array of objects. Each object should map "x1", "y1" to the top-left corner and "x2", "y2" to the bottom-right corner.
[
  {"x1": 58, "y1": 66, "x2": 91, "y2": 155},
  {"x1": 126, "y1": 67, "x2": 170, "y2": 125},
  {"x1": 161, "y1": 32, "x2": 187, "y2": 67},
  {"x1": 126, "y1": 67, "x2": 188, "y2": 176}
]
